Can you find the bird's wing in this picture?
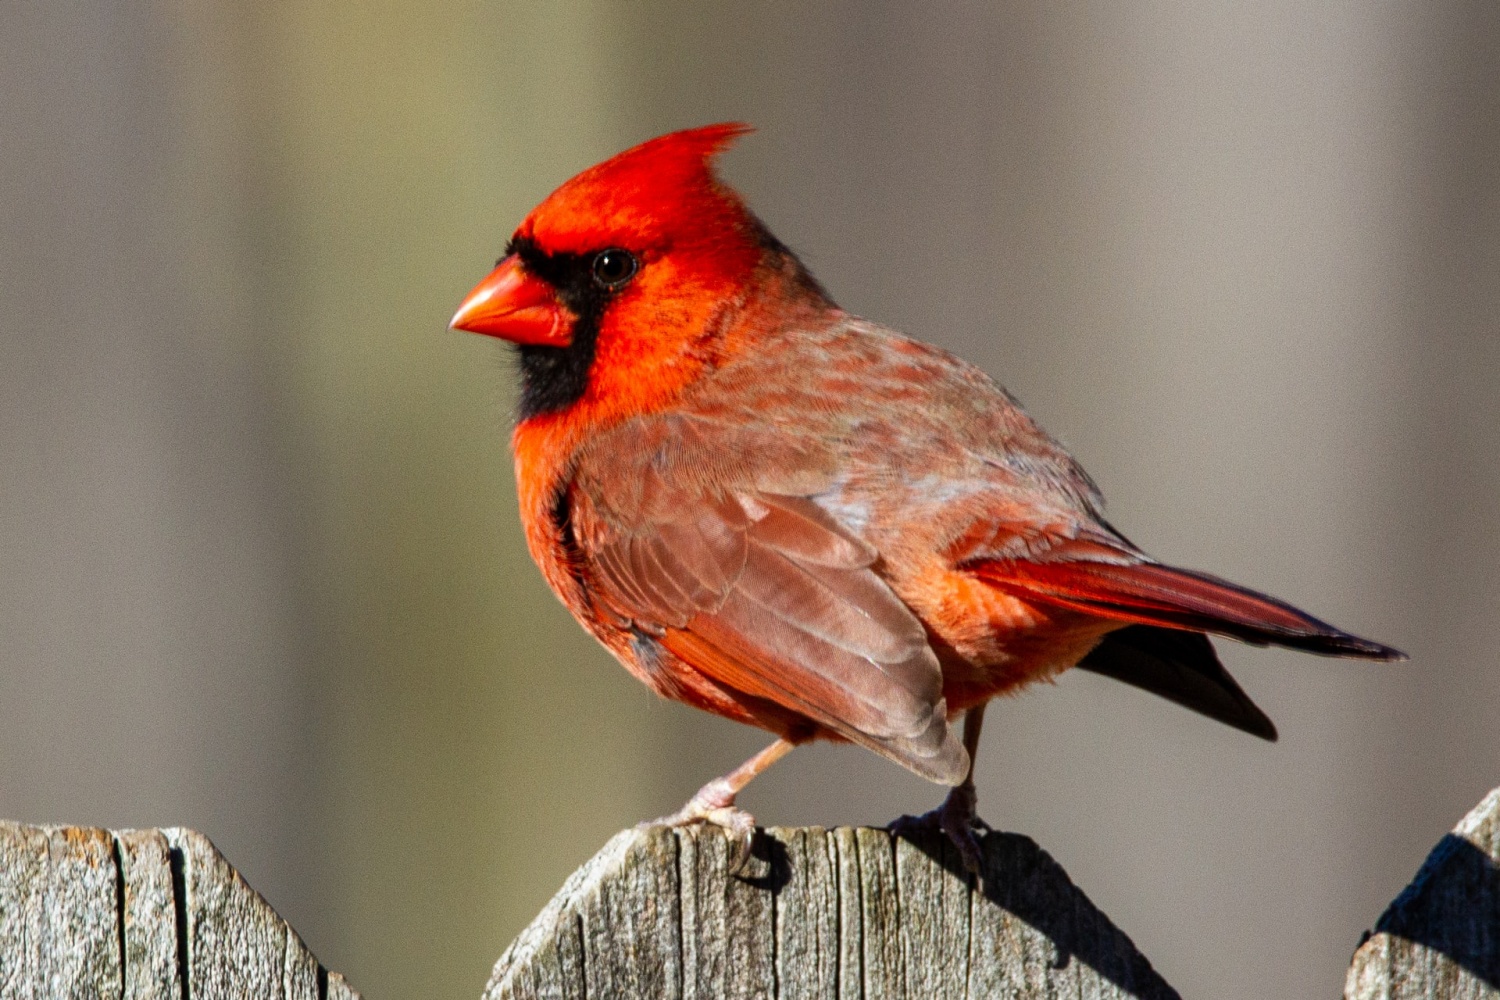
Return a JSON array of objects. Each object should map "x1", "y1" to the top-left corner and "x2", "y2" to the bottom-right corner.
[{"x1": 574, "y1": 451, "x2": 967, "y2": 785}]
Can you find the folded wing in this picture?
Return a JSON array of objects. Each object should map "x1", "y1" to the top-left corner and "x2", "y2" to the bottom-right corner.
[{"x1": 587, "y1": 490, "x2": 968, "y2": 785}]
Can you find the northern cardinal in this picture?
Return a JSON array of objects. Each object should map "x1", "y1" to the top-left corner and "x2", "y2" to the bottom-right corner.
[{"x1": 451, "y1": 124, "x2": 1402, "y2": 871}]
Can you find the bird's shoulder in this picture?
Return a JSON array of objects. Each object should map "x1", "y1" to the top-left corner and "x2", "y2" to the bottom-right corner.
[
  {"x1": 570, "y1": 314, "x2": 1119, "y2": 565},
  {"x1": 718, "y1": 315, "x2": 1109, "y2": 530},
  {"x1": 701, "y1": 316, "x2": 1090, "y2": 482},
  {"x1": 569, "y1": 405, "x2": 838, "y2": 533}
]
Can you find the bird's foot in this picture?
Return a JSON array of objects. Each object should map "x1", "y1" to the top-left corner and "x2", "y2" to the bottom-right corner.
[
  {"x1": 641, "y1": 776, "x2": 758, "y2": 875},
  {"x1": 889, "y1": 782, "x2": 990, "y2": 879}
]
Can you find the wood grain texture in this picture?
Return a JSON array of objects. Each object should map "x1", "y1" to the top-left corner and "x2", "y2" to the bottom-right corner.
[
  {"x1": 116, "y1": 830, "x2": 181, "y2": 1000},
  {"x1": 1346, "y1": 786, "x2": 1500, "y2": 999},
  {"x1": 0, "y1": 822, "x2": 358, "y2": 1000},
  {"x1": 8, "y1": 790, "x2": 1497, "y2": 999},
  {"x1": 0, "y1": 824, "x2": 121, "y2": 1000},
  {"x1": 485, "y1": 824, "x2": 1180, "y2": 1000}
]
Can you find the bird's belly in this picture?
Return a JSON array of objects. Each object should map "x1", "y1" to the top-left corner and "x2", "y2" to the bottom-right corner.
[{"x1": 899, "y1": 564, "x2": 1118, "y2": 715}]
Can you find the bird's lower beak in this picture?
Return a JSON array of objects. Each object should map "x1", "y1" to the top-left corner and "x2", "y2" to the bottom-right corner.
[{"x1": 449, "y1": 254, "x2": 574, "y2": 347}]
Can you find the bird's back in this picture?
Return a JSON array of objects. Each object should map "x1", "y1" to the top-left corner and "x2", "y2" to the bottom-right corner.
[{"x1": 670, "y1": 312, "x2": 1118, "y2": 568}]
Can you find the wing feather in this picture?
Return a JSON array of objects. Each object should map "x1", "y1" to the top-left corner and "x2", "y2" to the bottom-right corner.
[
  {"x1": 586, "y1": 489, "x2": 967, "y2": 785},
  {"x1": 594, "y1": 542, "x2": 663, "y2": 622}
]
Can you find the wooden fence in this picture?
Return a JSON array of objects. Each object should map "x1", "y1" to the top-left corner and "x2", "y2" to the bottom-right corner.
[{"x1": 2, "y1": 787, "x2": 1496, "y2": 998}]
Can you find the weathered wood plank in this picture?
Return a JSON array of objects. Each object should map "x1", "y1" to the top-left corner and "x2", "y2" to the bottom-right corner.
[
  {"x1": 831, "y1": 827, "x2": 863, "y2": 1000},
  {"x1": 679, "y1": 822, "x2": 774, "y2": 1000},
  {"x1": 855, "y1": 826, "x2": 904, "y2": 999},
  {"x1": 1346, "y1": 786, "x2": 1500, "y2": 999},
  {"x1": 578, "y1": 824, "x2": 682, "y2": 1000},
  {"x1": 166, "y1": 827, "x2": 292, "y2": 999},
  {"x1": 966, "y1": 828, "x2": 1174, "y2": 999},
  {"x1": 116, "y1": 829, "x2": 181, "y2": 1000},
  {"x1": 0, "y1": 823, "x2": 122, "y2": 1000},
  {"x1": 484, "y1": 824, "x2": 1179, "y2": 1000},
  {"x1": 10, "y1": 791, "x2": 1496, "y2": 1000},
  {"x1": 894, "y1": 827, "x2": 970, "y2": 998},
  {"x1": 772, "y1": 828, "x2": 839, "y2": 1000},
  {"x1": 325, "y1": 971, "x2": 360, "y2": 1000},
  {"x1": 0, "y1": 823, "x2": 357, "y2": 1000}
]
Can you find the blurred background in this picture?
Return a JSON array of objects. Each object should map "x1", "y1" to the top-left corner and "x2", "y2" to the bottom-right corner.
[{"x1": 2, "y1": 1, "x2": 1497, "y2": 997}]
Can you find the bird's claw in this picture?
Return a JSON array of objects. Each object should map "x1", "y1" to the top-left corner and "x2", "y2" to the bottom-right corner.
[
  {"x1": 642, "y1": 780, "x2": 759, "y2": 876},
  {"x1": 940, "y1": 782, "x2": 991, "y2": 880},
  {"x1": 889, "y1": 783, "x2": 990, "y2": 880}
]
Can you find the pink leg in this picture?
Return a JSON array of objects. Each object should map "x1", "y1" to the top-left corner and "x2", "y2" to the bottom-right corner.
[{"x1": 645, "y1": 737, "x2": 796, "y2": 873}]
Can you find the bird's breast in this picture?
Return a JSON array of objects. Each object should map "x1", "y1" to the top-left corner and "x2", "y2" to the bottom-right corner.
[{"x1": 510, "y1": 414, "x2": 598, "y2": 618}]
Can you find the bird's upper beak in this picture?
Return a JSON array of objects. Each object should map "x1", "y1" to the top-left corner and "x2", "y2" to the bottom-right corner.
[{"x1": 449, "y1": 254, "x2": 574, "y2": 347}]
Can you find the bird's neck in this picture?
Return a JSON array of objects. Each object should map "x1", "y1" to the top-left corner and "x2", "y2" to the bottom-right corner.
[{"x1": 516, "y1": 249, "x2": 830, "y2": 438}]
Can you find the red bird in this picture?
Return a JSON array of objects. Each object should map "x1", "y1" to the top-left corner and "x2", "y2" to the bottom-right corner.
[{"x1": 450, "y1": 124, "x2": 1402, "y2": 871}]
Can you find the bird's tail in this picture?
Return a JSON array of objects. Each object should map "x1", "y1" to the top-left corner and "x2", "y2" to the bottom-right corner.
[
  {"x1": 970, "y1": 558, "x2": 1405, "y2": 660},
  {"x1": 970, "y1": 557, "x2": 1404, "y2": 740}
]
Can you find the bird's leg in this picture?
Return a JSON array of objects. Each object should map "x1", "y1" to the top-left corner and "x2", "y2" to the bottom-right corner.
[
  {"x1": 891, "y1": 704, "x2": 991, "y2": 877},
  {"x1": 941, "y1": 704, "x2": 990, "y2": 875},
  {"x1": 644, "y1": 736, "x2": 795, "y2": 874}
]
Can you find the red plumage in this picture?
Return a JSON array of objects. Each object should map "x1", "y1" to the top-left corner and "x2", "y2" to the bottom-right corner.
[{"x1": 450, "y1": 125, "x2": 1403, "y2": 868}]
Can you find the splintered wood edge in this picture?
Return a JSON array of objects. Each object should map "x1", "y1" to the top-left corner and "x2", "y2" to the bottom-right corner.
[
  {"x1": 1344, "y1": 785, "x2": 1500, "y2": 1000},
  {"x1": 0, "y1": 821, "x2": 359, "y2": 1000},
  {"x1": 484, "y1": 824, "x2": 1180, "y2": 1000},
  {"x1": 487, "y1": 827, "x2": 646, "y2": 989}
]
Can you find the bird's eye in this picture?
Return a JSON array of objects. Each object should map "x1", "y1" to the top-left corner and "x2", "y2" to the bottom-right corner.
[{"x1": 591, "y1": 248, "x2": 638, "y2": 290}]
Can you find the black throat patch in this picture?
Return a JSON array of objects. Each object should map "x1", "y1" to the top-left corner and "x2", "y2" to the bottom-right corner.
[
  {"x1": 503, "y1": 222, "x2": 826, "y2": 420},
  {"x1": 506, "y1": 235, "x2": 614, "y2": 420}
]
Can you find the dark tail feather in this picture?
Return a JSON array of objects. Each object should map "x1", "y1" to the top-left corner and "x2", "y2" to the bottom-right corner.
[
  {"x1": 972, "y1": 558, "x2": 1406, "y2": 661},
  {"x1": 1078, "y1": 625, "x2": 1278, "y2": 740}
]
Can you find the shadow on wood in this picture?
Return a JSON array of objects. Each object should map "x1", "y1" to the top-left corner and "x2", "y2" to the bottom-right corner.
[
  {"x1": 5, "y1": 785, "x2": 1498, "y2": 998},
  {"x1": 1346, "y1": 787, "x2": 1500, "y2": 999},
  {"x1": 486, "y1": 824, "x2": 1180, "y2": 1000},
  {"x1": 0, "y1": 822, "x2": 358, "y2": 1000}
]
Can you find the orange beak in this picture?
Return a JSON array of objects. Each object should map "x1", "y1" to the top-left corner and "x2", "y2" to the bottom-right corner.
[{"x1": 449, "y1": 255, "x2": 573, "y2": 347}]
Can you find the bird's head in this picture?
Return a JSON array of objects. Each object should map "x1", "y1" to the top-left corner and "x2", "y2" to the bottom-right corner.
[{"x1": 452, "y1": 123, "x2": 813, "y2": 422}]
